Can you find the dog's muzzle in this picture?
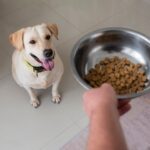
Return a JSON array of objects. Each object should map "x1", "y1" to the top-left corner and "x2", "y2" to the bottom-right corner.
[{"x1": 30, "y1": 50, "x2": 55, "y2": 71}]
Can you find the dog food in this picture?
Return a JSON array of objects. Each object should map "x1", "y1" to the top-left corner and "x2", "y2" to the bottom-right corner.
[{"x1": 84, "y1": 56, "x2": 148, "y2": 95}]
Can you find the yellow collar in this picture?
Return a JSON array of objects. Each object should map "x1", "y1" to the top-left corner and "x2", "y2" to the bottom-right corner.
[
  {"x1": 24, "y1": 60, "x2": 34, "y2": 72},
  {"x1": 24, "y1": 60, "x2": 46, "y2": 77}
]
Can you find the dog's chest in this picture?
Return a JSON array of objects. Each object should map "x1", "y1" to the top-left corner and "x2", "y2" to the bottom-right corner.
[
  {"x1": 28, "y1": 70, "x2": 59, "y2": 89},
  {"x1": 34, "y1": 74, "x2": 50, "y2": 89}
]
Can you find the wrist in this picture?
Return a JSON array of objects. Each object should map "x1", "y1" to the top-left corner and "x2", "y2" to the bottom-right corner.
[{"x1": 90, "y1": 101, "x2": 118, "y2": 120}]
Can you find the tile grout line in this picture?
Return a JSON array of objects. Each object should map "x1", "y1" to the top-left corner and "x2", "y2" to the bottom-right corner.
[
  {"x1": 39, "y1": 106, "x2": 88, "y2": 149},
  {"x1": 39, "y1": 122, "x2": 81, "y2": 150},
  {"x1": 78, "y1": 0, "x2": 137, "y2": 35},
  {"x1": 46, "y1": 5, "x2": 83, "y2": 33},
  {"x1": 35, "y1": 0, "x2": 81, "y2": 33},
  {"x1": 55, "y1": 2, "x2": 136, "y2": 49},
  {"x1": 60, "y1": 122, "x2": 88, "y2": 149},
  {"x1": 48, "y1": 1, "x2": 131, "y2": 34}
]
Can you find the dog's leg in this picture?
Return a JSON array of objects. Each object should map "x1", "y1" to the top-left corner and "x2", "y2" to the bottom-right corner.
[
  {"x1": 52, "y1": 78, "x2": 61, "y2": 104},
  {"x1": 24, "y1": 87, "x2": 40, "y2": 108}
]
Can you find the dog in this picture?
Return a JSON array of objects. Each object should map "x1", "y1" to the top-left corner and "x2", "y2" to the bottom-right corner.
[{"x1": 9, "y1": 23, "x2": 64, "y2": 108}]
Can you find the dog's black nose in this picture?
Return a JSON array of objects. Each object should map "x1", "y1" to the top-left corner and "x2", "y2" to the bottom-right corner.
[{"x1": 44, "y1": 49, "x2": 53, "y2": 58}]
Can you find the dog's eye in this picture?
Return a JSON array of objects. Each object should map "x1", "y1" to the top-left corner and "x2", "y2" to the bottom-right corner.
[
  {"x1": 45, "y1": 35, "x2": 51, "y2": 40},
  {"x1": 29, "y1": 40, "x2": 36, "y2": 44}
]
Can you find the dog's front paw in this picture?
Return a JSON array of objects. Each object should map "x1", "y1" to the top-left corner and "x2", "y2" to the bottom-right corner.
[
  {"x1": 30, "y1": 99, "x2": 40, "y2": 108},
  {"x1": 52, "y1": 94, "x2": 61, "y2": 104}
]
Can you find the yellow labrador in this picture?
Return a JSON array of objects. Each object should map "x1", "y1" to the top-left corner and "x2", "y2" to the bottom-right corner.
[{"x1": 9, "y1": 23, "x2": 64, "y2": 108}]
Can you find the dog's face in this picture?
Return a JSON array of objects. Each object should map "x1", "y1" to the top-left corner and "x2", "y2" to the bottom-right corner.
[{"x1": 9, "y1": 23, "x2": 58, "y2": 70}]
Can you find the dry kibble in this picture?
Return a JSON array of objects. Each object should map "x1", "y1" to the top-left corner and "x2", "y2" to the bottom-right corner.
[
  {"x1": 142, "y1": 76, "x2": 147, "y2": 82},
  {"x1": 84, "y1": 56, "x2": 149, "y2": 95},
  {"x1": 137, "y1": 64, "x2": 142, "y2": 68}
]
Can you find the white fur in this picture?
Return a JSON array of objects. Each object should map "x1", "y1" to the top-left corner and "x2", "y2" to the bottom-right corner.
[{"x1": 12, "y1": 24, "x2": 64, "y2": 108}]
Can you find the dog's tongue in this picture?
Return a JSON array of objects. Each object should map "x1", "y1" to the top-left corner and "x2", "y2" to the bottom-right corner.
[{"x1": 42, "y1": 60, "x2": 54, "y2": 71}]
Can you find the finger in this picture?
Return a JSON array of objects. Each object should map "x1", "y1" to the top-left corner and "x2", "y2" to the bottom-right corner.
[
  {"x1": 118, "y1": 99, "x2": 131, "y2": 108},
  {"x1": 119, "y1": 104, "x2": 131, "y2": 116},
  {"x1": 119, "y1": 104, "x2": 131, "y2": 115},
  {"x1": 101, "y1": 83, "x2": 116, "y2": 95}
]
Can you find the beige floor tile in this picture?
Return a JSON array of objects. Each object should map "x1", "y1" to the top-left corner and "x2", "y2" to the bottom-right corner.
[
  {"x1": 0, "y1": 22, "x2": 14, "y2": 79},
  {"x1": 41, "y1": 124, "x2": 81, "y2": 150},
  {"x1": 0, "y1": 51, "x2": 11, "y2": 80},
  {"x1": 2, "y1": 2, "x2": 46, "y2": 27},
  {"x1": 53, "y1": 0, "x2": 132, "y2": 32},
  {"x1": 0, "y1": 0, "x2": 38, "y2": 17},
  {"x1": 82, "y1": 0, "x2": 150, "y2": 36},
  {"x1": 130, "y1": 0, "x2": 150, "y2": 36},
  {"x1": 42, "y1": 0, "x2": 64, "y2": 8},
  {"x1": 0, "y1": 22, "x2": 14, "y2": 45}
]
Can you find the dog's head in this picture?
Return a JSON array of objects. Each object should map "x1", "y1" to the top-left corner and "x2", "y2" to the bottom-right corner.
[{"x1": 9, "y1": 23, "x2": 58, "y2": 70}]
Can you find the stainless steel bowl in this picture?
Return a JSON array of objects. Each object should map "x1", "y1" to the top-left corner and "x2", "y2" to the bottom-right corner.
[{"x1": 71, "y1": 27, "x2": 150, "y2": 99}]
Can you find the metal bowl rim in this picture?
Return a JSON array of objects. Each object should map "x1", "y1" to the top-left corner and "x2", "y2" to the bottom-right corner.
[{"x1": 71, "y1": 27, "x2": 150, "y2": 99}]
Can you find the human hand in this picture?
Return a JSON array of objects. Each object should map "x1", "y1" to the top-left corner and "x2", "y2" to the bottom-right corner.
[
  {"x1": 83, "y1": 83, "x2": 131, "y2": 118},
  {"x1": 117, "y1": 99, "x2": 131, "y2": 115}
]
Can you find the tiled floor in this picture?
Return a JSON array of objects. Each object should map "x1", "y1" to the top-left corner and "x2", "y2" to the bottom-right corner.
[{"x1": 0, "y1": 0, "x2": 150, "y2": 149}]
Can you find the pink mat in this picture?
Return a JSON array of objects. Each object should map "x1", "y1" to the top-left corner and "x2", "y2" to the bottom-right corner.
[{"x1": 61, "y1": 93, "x2": 150, "y2": 150}]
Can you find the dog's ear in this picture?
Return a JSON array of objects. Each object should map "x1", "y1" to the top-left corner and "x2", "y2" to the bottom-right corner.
[
  {"x1": 47, "y1": 24, "x2": 58, "y2": 40},
  {"x1": 9, "y1": 28, "x2": 25, "y2": 50}
]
